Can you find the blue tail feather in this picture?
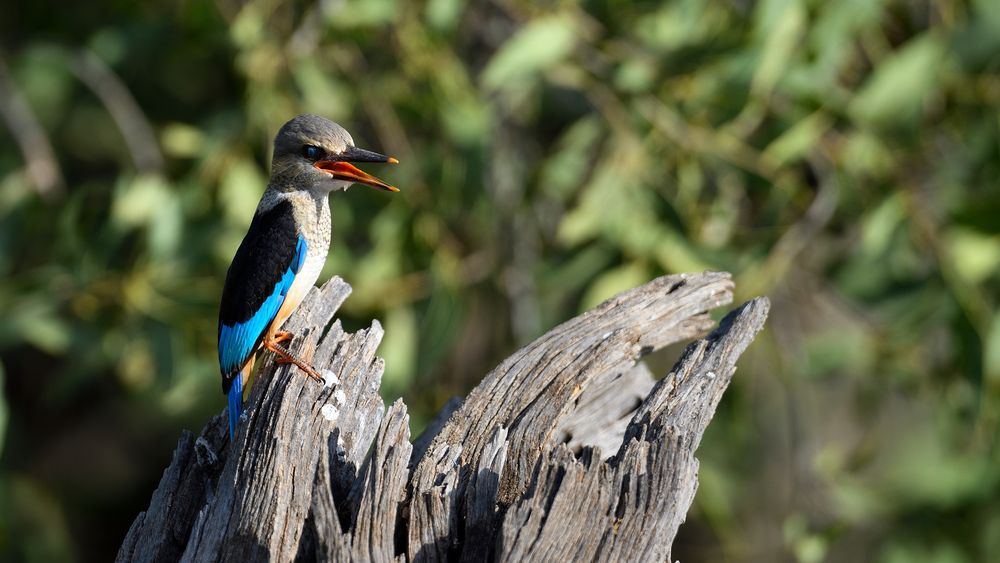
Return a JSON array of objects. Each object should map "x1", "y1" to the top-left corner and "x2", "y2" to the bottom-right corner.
[{"x1": 228, "y1": 375, "x2": 243, "y2": 439}]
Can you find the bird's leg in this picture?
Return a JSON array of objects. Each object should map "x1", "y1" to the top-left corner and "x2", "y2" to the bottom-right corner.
[
  {"x1": 273, "y1": 331, "x2": 293, "y2": 344},
  {"x1": 263, "y1": 338, "x2": 323, "y2": 382}
]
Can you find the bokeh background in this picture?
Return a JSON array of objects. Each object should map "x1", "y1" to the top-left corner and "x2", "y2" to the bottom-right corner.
[{"x1": 1, "y1": 0, "x2": 998, "y2": 561}]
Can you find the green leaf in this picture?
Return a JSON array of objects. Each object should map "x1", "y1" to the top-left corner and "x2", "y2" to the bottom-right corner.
[
  {"x1": 327, "y1": 0, "x2": 399, "y2": 28},
  {"x1": 947, "y1": 228, "x2": 1000, "y2": 284},
  {"x1": 3, "y1": 298, "x2": 71, "y2": 354},
  {"x1": 538, "y1": 116, "x2": 603, "y2": 200},
  {"x1": 0, "y1": 362, "x2": 7, "y2": 456},
  {"x1": 841, "y1": 130, "x2": 896, "y2": 178},
  {"x1": 752, "y1": 0, "x2": 806, "y2": 95},
  {"x1": 615, "y1": 58, "x2": 657, "y2": 93},
  {"x1": 111, "y1": 174, "x2": 171, "y2": 228},
  {"x1": 14, "y1": 46, "x2": 74, "y2": 126},
  {"x1": 482, "y1": 15, "x2": 577, "y2": 91},
  {"x1": 111, "y1": 174, "x2": 182, "y2": 256},
  {"x1": 860, "y1": 193, "x2": 904, "y2": 258},
  {"x1": 160, "y1": 123, "x2": 205, "y2": 158},
  {"x1": 849, "y1": 34, "x2": 947, "y2": 128},
  {"x1": 983, "y1": 312, "x2": 1000, "y2": 385},
  {"x1": 879, "y1": 541, "x2": 969, "y2": 563},
  {"x1": 763, "y1": 112, "x2": 832, "y2": 166},
  {"x1": 439, "y1": 96, "x2": 490, "y2": 146},
  {"x1": 379, "y1": 307, "x2": 417, "y2": 397},
  {"x1": 219, "y1": 158, "x2": 265, "y2": 225},
  {"x1": 426, "y1": 0, "x2": 463, "y2": 31},
  {"x1": 293, "y1": 62, "x2": 353, "y2": 123},
  {"x1": 580, "y1": 262, "x2": 650, "y2": 311}
]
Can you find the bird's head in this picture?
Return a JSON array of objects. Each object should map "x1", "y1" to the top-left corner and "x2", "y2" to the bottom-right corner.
[{"x1": 270, "y1": 114, "x2": 399, "y2": 194}]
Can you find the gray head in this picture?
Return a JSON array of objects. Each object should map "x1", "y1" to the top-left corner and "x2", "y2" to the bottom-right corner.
[{"x1": 270, "y1": 114, "x2": 398, "y2": 193}]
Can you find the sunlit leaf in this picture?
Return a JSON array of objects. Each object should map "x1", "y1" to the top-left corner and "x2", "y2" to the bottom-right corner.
[
  {"x1": 219, "y1": 157, "x2": 265, "y2": 225},
  {"x1": 946, "y1": 228, "x2": 1000, "y2": 285},
  {"x1": 482, "y1": 15, "x2": 578, "y2": 91},
  {"x1": 580, "y1": 261, "x2": 650, "y2": 311},
  {"x1": 841, "y1": 130, "x2": 896, "y2": 178},
  {"x1": 983, "y1": 312, "x2": 1000, "y2": 385},
  {"x1": 439, "y1": 97, "x2": 490, "y2": 146},
  {"x1": 426, "y1": 0, "x2": 463, "y2": 31},
  {"x1": 293, "y1": 61, "x2": 353, "y2": 123},
  {"x1": 763, "y1": 112, "x2": 832, "y2": 166},
  {"x1": 161, "y1": 123, "x2": 206, "y2": 158},
  {"x1": 111, "y1": 174, "x2": 172, "y2": 228},
  {"x1": 752, "y1": 0, "x2": 806, "y2": 95},
  {"x1": 849, "y1": 34, "x2": 948, "y2": 128},
  {"x1": 538, "y1": 116, "x2": 602, "y2": 200},
  {"x1": 4, "y1": 298, "x2": 72, "y2": 354},
  {"x1": 379, "y1": 306, "x2": 417, "y2": 397},
  {"x1": 615, "y1": 58, "x2": 657, "y2": 93},
  {"x1": 327, "y1": 0, "x2": 399, "y2": 28},
  {"x1": 860, "y1": 192, "x2": 904, "y2": 259}
]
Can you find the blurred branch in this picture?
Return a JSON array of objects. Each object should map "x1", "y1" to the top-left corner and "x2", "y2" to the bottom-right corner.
[
  {"x1": 0, "y1": 55, "x2": 65, "y2": 199},
  {"x1": 752, "y1": 152, "x2": 840, "y2": 294},
  {"x1": 68, "y1": 49, "x2": 164, "y2": 174},
  {"x1": 636, "y1": 97, "x2": 781, "y2": 180}
]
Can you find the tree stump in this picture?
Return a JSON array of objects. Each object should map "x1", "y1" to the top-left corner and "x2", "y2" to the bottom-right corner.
[{"x1": 117, "y1": 272, "x2": 769, "y2": 562}]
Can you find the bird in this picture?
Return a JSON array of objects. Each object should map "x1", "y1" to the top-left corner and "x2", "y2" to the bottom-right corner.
[{"x1": 218, "y1": 114, "x2": 399, "y2": 439}]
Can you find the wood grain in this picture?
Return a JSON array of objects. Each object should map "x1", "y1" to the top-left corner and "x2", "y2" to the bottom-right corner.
[{"x1": 117, "y1": 273, "x2": 768, "y2": 562}]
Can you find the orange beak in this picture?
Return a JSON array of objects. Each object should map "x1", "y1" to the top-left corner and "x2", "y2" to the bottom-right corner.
[{"x1": 313, "y1": 160, "x2": 399, "y2": 192}]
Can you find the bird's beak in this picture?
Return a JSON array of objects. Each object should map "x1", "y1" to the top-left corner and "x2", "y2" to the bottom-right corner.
[{"x1": 314, "y1": 146, "x2": 400, "y2": 192}]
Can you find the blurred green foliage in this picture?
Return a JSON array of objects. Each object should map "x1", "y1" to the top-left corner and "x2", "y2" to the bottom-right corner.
[{"x1": 1, "y1": 0, "x2": 999, "y2": 561}]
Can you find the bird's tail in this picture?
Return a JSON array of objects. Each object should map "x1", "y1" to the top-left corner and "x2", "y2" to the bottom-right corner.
[
  {"x1": 227, "y1": 357, "x2": 255, "y2": 440},
  {"x1": 227, "y1": 374, "x2": 243, "y2": 439}
]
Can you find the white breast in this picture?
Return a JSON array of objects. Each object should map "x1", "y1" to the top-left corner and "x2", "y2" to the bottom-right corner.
[
  {"x1": 267, "y1": 245, "x2": 328, "y2": 339},
  {"x1": 285, "y1": 246, "x2": 326, "y2": 311},
  {"x1": 267, "y1": 191, "x2": 332, "y2": 338}
]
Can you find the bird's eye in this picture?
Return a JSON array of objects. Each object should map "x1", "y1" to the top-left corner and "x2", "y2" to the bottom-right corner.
[{"x1": 302, "y1": 145, "x2": 323, "y2": 160}]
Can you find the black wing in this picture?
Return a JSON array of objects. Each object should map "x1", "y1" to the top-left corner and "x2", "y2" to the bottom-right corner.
[{"x1": 217, "y1": 199, "x2": 305, "y2": 390}]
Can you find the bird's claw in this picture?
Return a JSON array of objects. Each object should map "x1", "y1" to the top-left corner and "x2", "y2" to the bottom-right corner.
[
  {"x1": 265, "y1": 338, "x2": 323, "y2": 383},
  {"x1": 301, "y1": 367, "x2": 324, "y2": 382}
]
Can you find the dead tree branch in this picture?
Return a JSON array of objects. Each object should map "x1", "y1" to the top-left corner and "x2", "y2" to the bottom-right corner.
[{"x1": 118, "y1": 272, "x2": 768, "y2": 562}]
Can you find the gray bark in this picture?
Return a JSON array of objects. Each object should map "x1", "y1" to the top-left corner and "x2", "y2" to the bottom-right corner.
[{"x1": 117, "y1": 272, "x2": 768, "y2": 562}]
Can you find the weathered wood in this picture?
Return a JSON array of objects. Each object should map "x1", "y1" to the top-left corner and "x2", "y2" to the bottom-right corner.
[
  {"x1": 349, "y1": 400, "x2": 410, "y2": 562},
  {"x1": 117, "y1": 272, "x2": 768, "y2": 563},
  {"x1": 554, "y1": 362, "x2": 655, "y2": 456},
  {"x1": 498, "y1": 297, "x2": 769, "y2": 562}
]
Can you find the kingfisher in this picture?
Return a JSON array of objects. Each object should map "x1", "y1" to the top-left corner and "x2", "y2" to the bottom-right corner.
[{"x1": 218, "y1": 114, "x2": 399, "y2": 439}]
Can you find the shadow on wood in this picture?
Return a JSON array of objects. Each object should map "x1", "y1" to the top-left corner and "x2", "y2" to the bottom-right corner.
[{"x1": 117, "y1": 272, "x2": 768, "y2": 562}]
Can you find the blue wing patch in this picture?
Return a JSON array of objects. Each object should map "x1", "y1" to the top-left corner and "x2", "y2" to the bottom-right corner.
[
  {"x1": 218, "y1": 235, "x2": 307, "y2": 375},
  {"x1": 228, "y1": 373, "x2": 244, "y2": 439}
]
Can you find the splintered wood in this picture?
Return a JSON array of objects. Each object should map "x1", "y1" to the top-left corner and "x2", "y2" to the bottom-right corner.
[{"x1": 118, "y1": 273, "x2": 768, "y2": 562}]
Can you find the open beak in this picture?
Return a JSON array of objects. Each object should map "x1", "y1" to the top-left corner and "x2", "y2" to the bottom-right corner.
[{"x1": 314, "y1": 146, "x2": 399, "y2": 192}]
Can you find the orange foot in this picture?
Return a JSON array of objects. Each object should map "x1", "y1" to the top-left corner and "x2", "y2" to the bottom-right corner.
[
  {"x1": 264, "y1": 336, "x2": 322, "y2": 382},
  {"x1": 273, "y1": 331, "x2": 293, "y2": 344}
]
